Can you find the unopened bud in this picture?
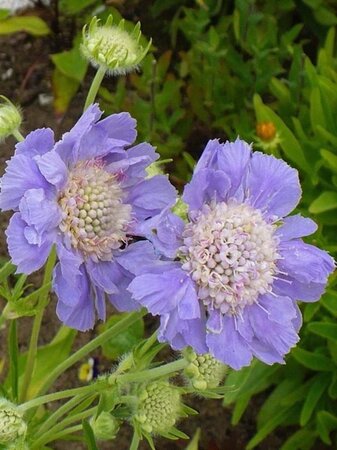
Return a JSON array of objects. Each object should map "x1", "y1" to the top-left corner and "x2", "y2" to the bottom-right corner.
[
  {"x1": 0, "y1": 398, "x2": 27, "y2": 445},
  {"x1": 0, "y1": 96, "x2": 22, "y2": 141},
  {"x1": 81, "y1": 16, "x2": 151, "y2": 75},
  {"x1": 184, "y1": 348, "x2": 227, "y2": 390},
  {"x1": 133, "y1": 381, "x2": 181, "y2": 434},
  {"x1": 256, "y1": 121, "x2": 277, "y2": 142},
  {"x1": 90, "y1": 412, "x2": 119, "y2": 441}
]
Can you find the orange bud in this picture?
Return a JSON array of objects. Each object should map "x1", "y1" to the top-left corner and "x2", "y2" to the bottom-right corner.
[{"x1": 256, "y1": 122, "x2": 277, "y2": 142}]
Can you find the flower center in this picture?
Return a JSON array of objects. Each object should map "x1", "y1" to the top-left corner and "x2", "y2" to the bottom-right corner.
[
  {"x1": 180, "y1": 201, "x2": 279, "y2": 315},
  {"x1": 58, "y1": 160, "x2": 132, "y2": 261}
]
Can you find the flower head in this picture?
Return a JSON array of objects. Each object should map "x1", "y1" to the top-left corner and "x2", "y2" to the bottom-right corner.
[
  {"x1": 90, "y1": 412, "x2": 119, "y2": 441},
  {"x1": 0, "y1": 96, "x2": 22, "y2": 141},
  {"x1": 81, "y1": 16, "x2": 151, "y2": 75},
  {"x1": 129, "y1": 138, "x2": 335, "y2": 369},
  {"x1": 0, "y1": 104, "x2": 176, "y2": 330},
  {"x1": 0, "y1": 398, "x2": 26, "y2": 444},
  {"x1": 133, "y1": 381, "x2": 181, "y2": 434}
]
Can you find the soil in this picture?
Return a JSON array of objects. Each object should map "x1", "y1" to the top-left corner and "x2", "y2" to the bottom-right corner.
[{"x1": 0, "y1": 2, "x2": 331, "y2": 450}]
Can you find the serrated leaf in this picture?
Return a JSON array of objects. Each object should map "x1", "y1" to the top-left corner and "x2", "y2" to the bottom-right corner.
[
  {"x1": 300, "y1": 373, "x2": 330, "y2": 426},
  {"x1": 0, "y1": 16, "x2": 50, "y2": 36}
]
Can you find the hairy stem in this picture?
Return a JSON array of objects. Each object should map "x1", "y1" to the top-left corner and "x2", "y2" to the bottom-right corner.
[{"x1": 11, "y1": 128, "x2": 24, "y2": 142}]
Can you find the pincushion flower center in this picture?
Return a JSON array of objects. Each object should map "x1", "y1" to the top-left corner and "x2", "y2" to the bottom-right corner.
[
  {"x1": 58, "y1": 160, "x2": 132, "y2": 261},
  {"x1": 180, "y1": 201, "x2": 279, "y2": 315}
]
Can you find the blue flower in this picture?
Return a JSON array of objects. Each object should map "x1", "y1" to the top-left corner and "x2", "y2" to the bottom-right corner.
[
  {"x1": 0, "y1": 105, "x2": 176, "y2": 330},
  {"x1": 129, "y1": 139, "x2": 335, "y2": 369}
]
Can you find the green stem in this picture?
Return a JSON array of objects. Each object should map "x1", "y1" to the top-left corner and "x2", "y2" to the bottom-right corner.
[
  {"x1": 37, "y1": 393, "x2": 96, "y2": 436},
  {"x1": 19, "y1": 248, "x2": 56, "y2": 403},
  {"x1": 8, "y1": 320, "x2": 19, "y2": 401},
  {"x1": 21, "y1": 382, "x2": 106, "y2": 412},
  {"x1": 83, "y1": 66, "x2": 107, "y2": 111},
  {"x1": 31, "y1": 424, "x2": 82, "y2": 448},
  {"x1": 130, "y1": 430, "x2": 140, "y2": 450},
  {"x1": 32, "y1": 406, "x2": 96, "y2": 448},
  {"x1": 112, "y1": 358, "x2": 188, "y2": 385},
  {"x1": 38, "y1": 309, "x2": 146, "y2": 397},
  {"x1": 11, "y1": 128, "x2": 24, "y2": 142}
]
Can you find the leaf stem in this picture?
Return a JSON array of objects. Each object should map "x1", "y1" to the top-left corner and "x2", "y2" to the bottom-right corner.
[
  {"x1": 129, "y1": 430, "x2": 140, "y2": 450},
  {"x1": 83, "y1": 66, "x2": 107, "y2": 111},
  {"x1": 8, "y1": 320, "x2": 19, "y2": 401}
]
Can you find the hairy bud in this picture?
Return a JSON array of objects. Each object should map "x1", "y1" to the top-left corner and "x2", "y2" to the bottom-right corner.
[
  {"x1": 0, "y1": 399, "x2": 27, "y2": 445},
  {"x1": 184, "y1": 348, "x2": 227, "y2": 390}
]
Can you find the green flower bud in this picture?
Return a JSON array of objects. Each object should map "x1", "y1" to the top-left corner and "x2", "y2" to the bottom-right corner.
[
  {"x1": 133, "y1": 381, "x2": 181, "y2": 434},
  {"x1": 183, "y1": 348, "x2": 227, "y2": 390},
  {"x1": 0, "y1": 96, "x2": 22, "y2": 141},
  {"x1": 90, "y1": 412, "x2": 119, "y2": 441},
  {"x1": 0, "y1": 399, "x2": 27, "y2": 445},
  {"x1": 81, "y1": 16, "x2": 151, "y2": 75}
]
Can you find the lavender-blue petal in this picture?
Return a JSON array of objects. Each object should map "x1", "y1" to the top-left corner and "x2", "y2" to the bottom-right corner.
[
  {"x1": 195, "y1": 138, "x2": 252, "y2": 201},
  {"x1": 275, "y1": 214, "x2": 317, "y2": 241},
  {"x1": 127, "y1": 175, "x2": 177, "y2": 220},
  {"x1": 132, "y1": 208, "x2": 184, "y2": 258},
  {"x1": 93, "y1": 112, "x2": 137, "y2": 145},
  {"x1": 34, "y1": 150, "x2": 68, "y2": 190},
  {"x1": 15, "y1": 128, "x2": 54, "y2": 157},
  {"x1": 245, "y1": 152, "x2": 301, "y2": 220},
  {"x1": 114, "y1": 241, "x2": 158, "y2": 276},
  {"x1": 85, "y1": 258, "x2": 119, "y2": 295},
  {"x1": 206, "y1": 315, "x2": 253, "y2": 369},
  {"x1": 0, "y1": 153, "x2": 52, "y2": 211},
  {"x1": 6, "y1": 213, "x2": 52, "y2": 274},
  {"x1": 183, "y1": 168, "x2": 231, "y2": 213},
  {"x1": 19, "y1": 188, "x2": 61, "y2": 236},
  {"x1": 56, "y1": 241, "x2": 83, "y2": 285}
]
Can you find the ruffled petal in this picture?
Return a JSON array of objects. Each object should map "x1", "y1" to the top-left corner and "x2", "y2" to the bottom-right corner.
[
  {"x1": 128, "y1": 268, "x2": 197, "y2": 316},
  {"x1": 85, "y1": 259, "x2": 119, "y2": 294},
  {"x1": 34, "y1": 150, "x2": 68, "y2": 189},
  {"x1": 54, "y1": 263, "x2": 95, "y2": 331},
  {"x1": 6, "y1": 213, "x2": 52, "y2": 274},
  {"x1": 93, "y1": 112, "x2": 137, "y2": 145},
  {"x1": 114, "y1": 241, "x2": 158, "y2": 276},
  {"x1": 132, "y1": 208, "x2": 184, "y2": 258},
  {"x1": 245, "y1": 152, "x2": 301, "y2": 220},
  {"x1": 54, "y1": 104, "x2": 102, "y2": 165},
  {"x1": 107, "y1": 260, "x2": 140, "y2": 312},
  {"x1": 127, "y1": 175, "x2": 177, "y2": 221},
  {"x1": 0, "y1": 153, "x2": 52, "y2": 211},
  {"x1": 195, "y1": 138, "x2": 251, "y2": 201},
  {"x1": 183, "y1": 168, "x2": 231, "y2": 213},
  {"x1": 19, "y1": 188, "x2": 61, "y2": 236},
  {"x1": 15, "y1": 128, "x2": 54, "y2": 157},
  {"x1": 56, "y1": 241, "x2": 83, "y2": 285},
  {"x1": 275, "y1": 214, "x2": 317, "y2": 241},
  {"x1": 206, "y1": 315, "x2": 253, "y2": 369}
]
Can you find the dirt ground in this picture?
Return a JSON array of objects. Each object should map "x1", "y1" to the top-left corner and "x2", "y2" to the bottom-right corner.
[{"x1": 0, "y1": 5, "x2": 331, "y2": 450}]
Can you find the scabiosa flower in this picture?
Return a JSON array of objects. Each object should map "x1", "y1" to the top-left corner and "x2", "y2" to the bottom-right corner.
[
  {"x1": 129, "y1": 138, "x2": 335, "y2": 369},
  {"x1": 81, "y1": 16, "x2": 151, "y2": 76},
  {"x1": 0, "y1": 104, "x2": 176, "y2": 330}
]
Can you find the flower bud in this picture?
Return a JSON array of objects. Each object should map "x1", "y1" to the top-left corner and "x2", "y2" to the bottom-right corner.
[
  {"x1": 0, "y1": 96, "x2": 22, "y2": 141},
  {"x1": 90, "y1": 412, "x2": 119, "y2": 441},
  {"x1": 133, "y1": 381, "x2": 181, "y2": 434},
  {"x1": 81, "y1": 15, "x2": 151, "y2": 75},
  {"x1": 183, "y1": 348, "x2": 227, "y2": 390},
  {"x1": 256, "y1": 121, "x2": 277, "y2": 142},
  {"x1": 0, "y1": 398, "x2": 27, "y2": 445}
]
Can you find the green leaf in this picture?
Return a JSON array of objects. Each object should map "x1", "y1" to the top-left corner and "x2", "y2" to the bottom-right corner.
[
  {"x1": 309, "y1": 191, "x2": 337, "y2": 214},
  {"x1": 246, "y1": 405, "x2": 299, "y2": 449},
  {"x1": 320, "y1": 149, "x2": 337, "y2": 173},
  {"x1": 98, "y1": 313, "x2": 144, "y2": 360},
  {"x1": 280, "y1": 429, "x2": 317, "y2": 450},
  {"x1": 328, "y1": 373, "x2": 337, "y2": 399},
  {"x1": 185, "y1": 428, "x2": 201, "y2": 450},
  {"x1": 303, "y1": 302, "x2": 320, "y2": 322},
  {"x1": 317, "y1": 410, "x2": 337, "y2": 445},
  {"x1": 0, "y1": 16, "x2": 50, "y2": 36},
  {"x1": 59, "y1": 0, "x2": 98, "y2": 14},
  {"x1": 308, "y1": 322, "x2": 337, "y2": 343},
  {"x1": 51, "y1": 46, "x2": 88, "y2": 83},
  {"x1": 82, "y1": 420, "x2": 98, "y2": 450},
  {"x1": 292, "y1": 348, "x2": 335, "y2": 371},
  {"x1": 52, "y1": 68, "x2": 79, "y2": 116},
  {"x1": 0, "y1": 261, "x2": 15, "y2": 284},
  {"x1": 300, "y1": 373, "x2": 330, "y2": 426},
  {"x1": 321, "y1": 291, "x2": 337, "y2": 317},
  {"x1": 231, "y1": 393, "x2": 251, "y2": 425},
  {"x1": 0, "y1": 9, "x2": 9, "y2": 20}
]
